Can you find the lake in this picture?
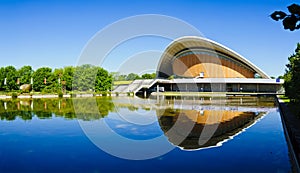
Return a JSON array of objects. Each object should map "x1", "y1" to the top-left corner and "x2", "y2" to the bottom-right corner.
[{"x1": 0, "y1": 96, "x2": 291, "y2": 172}]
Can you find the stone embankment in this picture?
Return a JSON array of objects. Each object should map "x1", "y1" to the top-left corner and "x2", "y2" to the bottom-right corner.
[{"x1": 277, "y1": 97, "x2": 300, "y2": 173}]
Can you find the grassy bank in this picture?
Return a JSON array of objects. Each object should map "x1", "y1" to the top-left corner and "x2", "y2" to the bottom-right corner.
[
  {"x1": 279, "y1": 95, "x2": 290, "y2": 103},
  {"x1": 113, "y1": 80, "x2": 133, "y2": 85},
  {"x1": 278, "y1": 95, "x2": 300, "y2": 118}
]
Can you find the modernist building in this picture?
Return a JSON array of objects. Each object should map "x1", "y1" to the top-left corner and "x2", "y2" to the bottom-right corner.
[
  {"x1": 154, "y1": 36, "x2": 283, "y2": 93},
  {"x1": 113, "y1": 36, "x2": 283, "y2": 94}
]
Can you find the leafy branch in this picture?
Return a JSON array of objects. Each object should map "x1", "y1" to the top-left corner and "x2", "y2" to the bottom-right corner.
[{"x1": 270, "y1": 3, "x2": 300, "y2": 31}]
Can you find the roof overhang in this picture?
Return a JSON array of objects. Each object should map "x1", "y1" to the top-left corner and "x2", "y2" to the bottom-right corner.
[{"x1": 157, "y1": 36, "x2": 270, "y2": 79}]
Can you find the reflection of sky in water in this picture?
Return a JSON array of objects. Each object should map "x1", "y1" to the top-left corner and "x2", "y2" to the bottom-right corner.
[
  {"x1": 112, "y1": 107, "x2": 158, "y2": 125},
  {"x1": 104, "y1": 112, "x2": 163, "y2": 140}
]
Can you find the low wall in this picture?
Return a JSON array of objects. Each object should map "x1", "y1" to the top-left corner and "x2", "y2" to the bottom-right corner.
[{"x1": 276, "y1": 97, "x2": 300, "y2": 173}]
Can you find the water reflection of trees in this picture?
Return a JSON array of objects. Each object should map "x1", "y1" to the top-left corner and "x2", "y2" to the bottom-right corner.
[
  {"x1": 0, "y1": 97, "x2": 115, "y2": 121},
  {"x1": 0, "y1": 97, "x2": 276, "y2": 121}
]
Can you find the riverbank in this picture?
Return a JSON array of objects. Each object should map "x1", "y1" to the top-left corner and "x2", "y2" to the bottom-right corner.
[
  {"x1": 277, "y1": 96, "x2": 300, "y2": 173},
  {"x1": 0, "y1": 92, "x2": 134, "y2": 99},
  {"x1": 0, "y1": 91, "x2": 282, "y2": 99}
]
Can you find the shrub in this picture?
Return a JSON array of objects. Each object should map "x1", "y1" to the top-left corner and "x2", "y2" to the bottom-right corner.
[
  {"x1": 11, "y1": 92, "x2": 18, "y2": 99},
  {"x1": 102, "y1": 91, "x2": 107, "y2": 96},
  {"x1": 168, "y1": 75, "x2": 174, "y2": 80},
  {"x1": 127, "y1": 92, "x2": 133, "y2": 96},
  {"x1": 70, "y1": 92, "x2": 75, "y2": 98},
  {"x1": 58, "y1": 91, "x2": 63, "y2": 98}
]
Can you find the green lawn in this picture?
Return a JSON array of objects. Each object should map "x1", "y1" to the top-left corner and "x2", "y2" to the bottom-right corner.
[
  {"x1": 279, "y1": 95, "x2": 290, "y2": 103},
  {"x1": 113, "y1": 81, "x2": 133, "y2": 85}
]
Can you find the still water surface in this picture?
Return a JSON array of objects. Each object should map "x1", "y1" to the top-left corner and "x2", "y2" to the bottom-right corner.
[{"x1": 0, "y1": 97, "x2": 291, "y2": 172}]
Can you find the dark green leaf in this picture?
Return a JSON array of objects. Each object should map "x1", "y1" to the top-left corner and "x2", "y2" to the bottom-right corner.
[
  {"x1": 288, "y1": 4, "x2": 300, "y2": 15},
  {"x1": 270, "y1": 11, "x2": 287, "y2": 21},
  {"x1": 282, "y1": 14, "x2": 298, "y2": 31}
]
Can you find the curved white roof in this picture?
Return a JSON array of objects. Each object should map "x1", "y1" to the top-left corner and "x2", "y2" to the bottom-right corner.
[{"x1": 157, "y1": 36, "x2": 270, "y2": 79}]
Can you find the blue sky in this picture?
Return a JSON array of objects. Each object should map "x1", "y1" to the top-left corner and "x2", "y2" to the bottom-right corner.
[{"x1": 0, "y1": 0, "x2": 299, "y2": 77}]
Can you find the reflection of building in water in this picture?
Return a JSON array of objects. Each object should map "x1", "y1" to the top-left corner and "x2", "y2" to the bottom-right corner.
[{"x1": 158, "y1": 109, "x2": 265, "y2": 150}]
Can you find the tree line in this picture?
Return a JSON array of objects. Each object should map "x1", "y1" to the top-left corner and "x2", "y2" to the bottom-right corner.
[
  {"x1": 112, "y1": 72, "x2": 156, "y2": 81},
  {"x1": 0, "y1": 64, "x2": 112, "y2": 93},
  {"x1": 284, "y1": 43, "x2": 300, "y2": 102}
]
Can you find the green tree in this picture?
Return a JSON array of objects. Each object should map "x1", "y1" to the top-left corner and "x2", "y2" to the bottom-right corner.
[
  {"x1": 4, "y1": 66, "x2": 18, "y2": 91},
  {"x1": 0, "y1": 67, "x2": 5, "y2": 91},
  {"x1": 72, "y1": 65, "x2": 112, "y2": 92},
  {"x1": 126, "y1": 73, "x2": 140, "y2": 80},
  {"x1": 62, "y1": 66, "x2": 74, "y2": 91},
  {"x1": 141, "y1": 73, "x2": 156, "y2": 79},
  {"x1": 111, "y1": 72, "x2": 119, "y2": 81},
  {"x1": 95, "y1": 67, "x2": 112, "y2": 92},
  {"x1": 118, "y1": 74, "x2": 127, "y2": 81},
  {"x1": 18, "y1": 65, "x2": 33, "y2": 85},
  {"x1": 46, "y1": 68, "x2": 64, "y2": 92},
  {"x1": 32, "y1": 67, "x2": 52, "y2": 92},
  {"x1": 111, "y1": 72, "x2": 128, "y2": 81},
  {"x1": 73, "y1": 64, "x2": 98, "y2": 91},
  {"x1": 284, "y1": 43, "x2": 300, "y2": 101}
]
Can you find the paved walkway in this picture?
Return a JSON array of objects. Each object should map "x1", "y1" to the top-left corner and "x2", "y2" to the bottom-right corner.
[{"x1": 277, "y1": 97, "x2": 300, "y2": 173}]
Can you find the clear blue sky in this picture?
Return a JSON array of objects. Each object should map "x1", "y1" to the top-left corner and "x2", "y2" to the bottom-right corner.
[{"x1": 0, "y1": 0, "x2": 299, "y2": 77}]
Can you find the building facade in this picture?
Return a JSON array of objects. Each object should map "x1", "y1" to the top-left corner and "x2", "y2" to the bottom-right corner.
[
  {"x1": 113, "y1": 36, "x2": 283, "y2": 95},
  {"x1": 154, "y1": 36, "x2": 283, "y2": 93}
]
